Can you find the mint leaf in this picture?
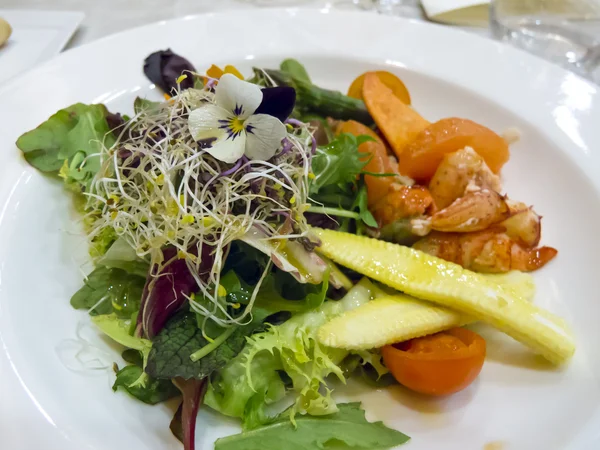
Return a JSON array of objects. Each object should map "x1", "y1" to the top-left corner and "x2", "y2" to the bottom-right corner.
[
  {"x1": 70, "y1": 267, "x2": 146, "y2": 318},
  {"x1": 145, "y1": 310, "x2": 269, "y2": 380},
  {"x1": 214, "y1": 402, "x2": 410, "y2": 450},
  {"x1": 310, "y1": 133, "x2": 371, "y2": 194},
  {"x1": 113, "y1": 365, "x2": 180, "y2": 405}
]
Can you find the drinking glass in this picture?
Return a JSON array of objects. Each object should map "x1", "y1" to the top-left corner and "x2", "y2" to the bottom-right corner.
[
  {"x1": 353, "y1": 0, "x2": 421, "y2": 15},
  {"x1": 490, "y1": 0, "x2": 600, "y2": 81},
  {"x1": 235, "y1": 0, "x2": 315, "y2": 5}
]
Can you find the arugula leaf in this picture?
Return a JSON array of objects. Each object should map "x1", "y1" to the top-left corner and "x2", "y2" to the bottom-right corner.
[
  {"x1": 310, "y1": 133, "x2": 371, "y2": 194},
  {"x1": 308, "y1": 134, "x2": 379, "y2": 234},
  {"x1": 214, "y1": 402, "x2": 410, "y2": 450},
  {"x1": 70, "y1": 267, "x2": 146, "y2": 318},
  {"x1": 279, "y1": 59, "x2": 311, "y2": 84},
  {"x1": 145, "y1": 310, "x2": 269, "y2": 380},
  {"x1": 113, "y1": 365, "x2": 180, "y2": 405},
  {"x1": 17, "y1": 103, "x2": 117, "y2": 190},
  {"x1": 353, "y1": 183, "x2": 378, "y2": 228}
]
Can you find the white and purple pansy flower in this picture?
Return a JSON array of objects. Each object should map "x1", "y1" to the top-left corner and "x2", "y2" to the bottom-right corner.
[{"x1": 188, "y1": 73, "x2": 296, "y2": 164}]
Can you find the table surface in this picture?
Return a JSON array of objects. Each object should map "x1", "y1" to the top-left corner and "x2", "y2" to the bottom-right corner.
[{"x1": 0, "y1": 0, "x2": 485, "y2": 48}]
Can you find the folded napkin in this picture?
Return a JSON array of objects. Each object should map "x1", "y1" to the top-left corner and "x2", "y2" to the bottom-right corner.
[{"x1": 421, "y1": 0, "x2": 490, "y2": 27}]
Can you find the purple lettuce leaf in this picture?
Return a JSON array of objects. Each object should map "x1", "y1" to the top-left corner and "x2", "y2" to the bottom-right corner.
[
  {"x1": 137, "y1": 245, "x2": 214, "y2": 339},
  {"x1": 144, "y1": 49, "x2": 196, "y2": 94},
  {"x1": 171, "y1": 378, "x2": 208, "y2": 450}
]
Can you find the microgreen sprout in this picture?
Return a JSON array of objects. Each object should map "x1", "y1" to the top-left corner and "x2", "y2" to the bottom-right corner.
[{"x1": 84, "y1": 83, "x2": 314, "y2": 328}]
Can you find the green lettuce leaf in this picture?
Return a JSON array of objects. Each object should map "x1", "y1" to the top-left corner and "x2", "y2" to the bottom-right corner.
[
  {"x1": 113, "y1": 364, "x2": 180, "y2": 405},
  {"x1": 279, "y1": 59, "x2": 311, "y2": 84},
  {"x1": 97, "y1": 237, "x2": 149, "y2": 277},
  {"x1": 92, "y1": 313, "x2": 151, "y2": 353},
  {"x1": 205, "y1": 280, "x2": 375, "y2": 430},
  {"x1": 133, "y1": 97, "x2": 161, "y2": 114},
  {"x1": 16, "y1": 103, "x2": 116, "y2": 190},
  {"x1": 70, "y1": 267, "x2": 146, "y2": 318},
  {"x1": 214, "y1": 402, "x2": 410, "y2": 450},
  {"x1": 219, "y1": 270, "x2": 252, "y2": 306},
  {"x1": 255, "y1": 269, "x2": 329, "y2": 313},
  {"x1": 88, "y1": 226, "x2": 118, "y2": 259}
]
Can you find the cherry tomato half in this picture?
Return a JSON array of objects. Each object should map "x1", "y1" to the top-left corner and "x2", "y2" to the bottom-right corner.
[{"x1": 381, "y1": 327, "x2": 486, "y2": 396}]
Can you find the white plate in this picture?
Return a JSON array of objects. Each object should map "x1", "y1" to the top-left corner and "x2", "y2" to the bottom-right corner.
[
  {"x1": 0, "y1": 10, "x2": 84, "y2": 85},
  {"x1": 1, "y1": 8, "x2": 599, "y2": 450}
]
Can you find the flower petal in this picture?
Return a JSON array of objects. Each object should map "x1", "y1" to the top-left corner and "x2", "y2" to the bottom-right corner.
[
  {"x1": 188, "y1": 104, "x2": 229, "y2": 141},
  {"x1": 206, "y1": 133, "x2": 246, "y2": 164},
  {"x1": 244, "y1": 114, "x2": 286, "y2": 161},
  {"x1": 255, "y1": 86, "x2": 296, "y2": 121},
  {"x1": 215, "y1": 73, "x2": 262, "y2": 119},
  {"x1": 188, "y1": 104, "x2": 245, "y2": 163}
]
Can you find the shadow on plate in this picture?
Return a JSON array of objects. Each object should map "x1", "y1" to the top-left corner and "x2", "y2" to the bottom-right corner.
[
  {"x1": 386, "y1": 380, "x2": 478, "y2": 415},
  {"x1": 468, "y1": 324, "x2": 556, "y2": 372}
]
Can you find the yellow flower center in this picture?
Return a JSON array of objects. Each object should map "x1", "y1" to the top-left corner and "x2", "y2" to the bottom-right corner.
[{"x1": 229, "y1": 117, "x2": 245, "y2": 134}]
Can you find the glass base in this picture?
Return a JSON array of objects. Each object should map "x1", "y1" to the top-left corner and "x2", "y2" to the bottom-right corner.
[
  {"x1": 490, "y1": 7, "x2": 600, "y2": 82},
  {"x1": 354, "y1": 0, "x2": 420, "y2": 15}
]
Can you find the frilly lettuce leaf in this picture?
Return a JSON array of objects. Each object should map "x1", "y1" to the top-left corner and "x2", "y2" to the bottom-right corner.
[{"x1": 205, "y1": 279, "x2": 375, "y2": 430}]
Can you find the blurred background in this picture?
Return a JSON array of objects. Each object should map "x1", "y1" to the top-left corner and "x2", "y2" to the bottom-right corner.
[{"x1": 2, "y1": 0, "x2": 600, "y2": 84}]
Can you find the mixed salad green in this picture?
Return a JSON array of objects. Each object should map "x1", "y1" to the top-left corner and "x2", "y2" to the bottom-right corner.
[{"x1": 17, "y1": 51, "x2": 409, "y2": 449}]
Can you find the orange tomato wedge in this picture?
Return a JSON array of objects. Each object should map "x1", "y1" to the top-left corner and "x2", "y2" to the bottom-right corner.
[
  {"x1": 336, "y1": 120, "x2": 398, "y2": 207},
  {"x1": 362, "y1": 73, "x2": 429, "y2": 160},
  {"x1": 348, "y1": 71, "x2": 411, "y2": 105},
  {"x1": 398, "y1": 118, "x2": 510, "y2": 181},
  {"x1": 382, "y1": 327, "x2": 486, "y2": 396}
]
